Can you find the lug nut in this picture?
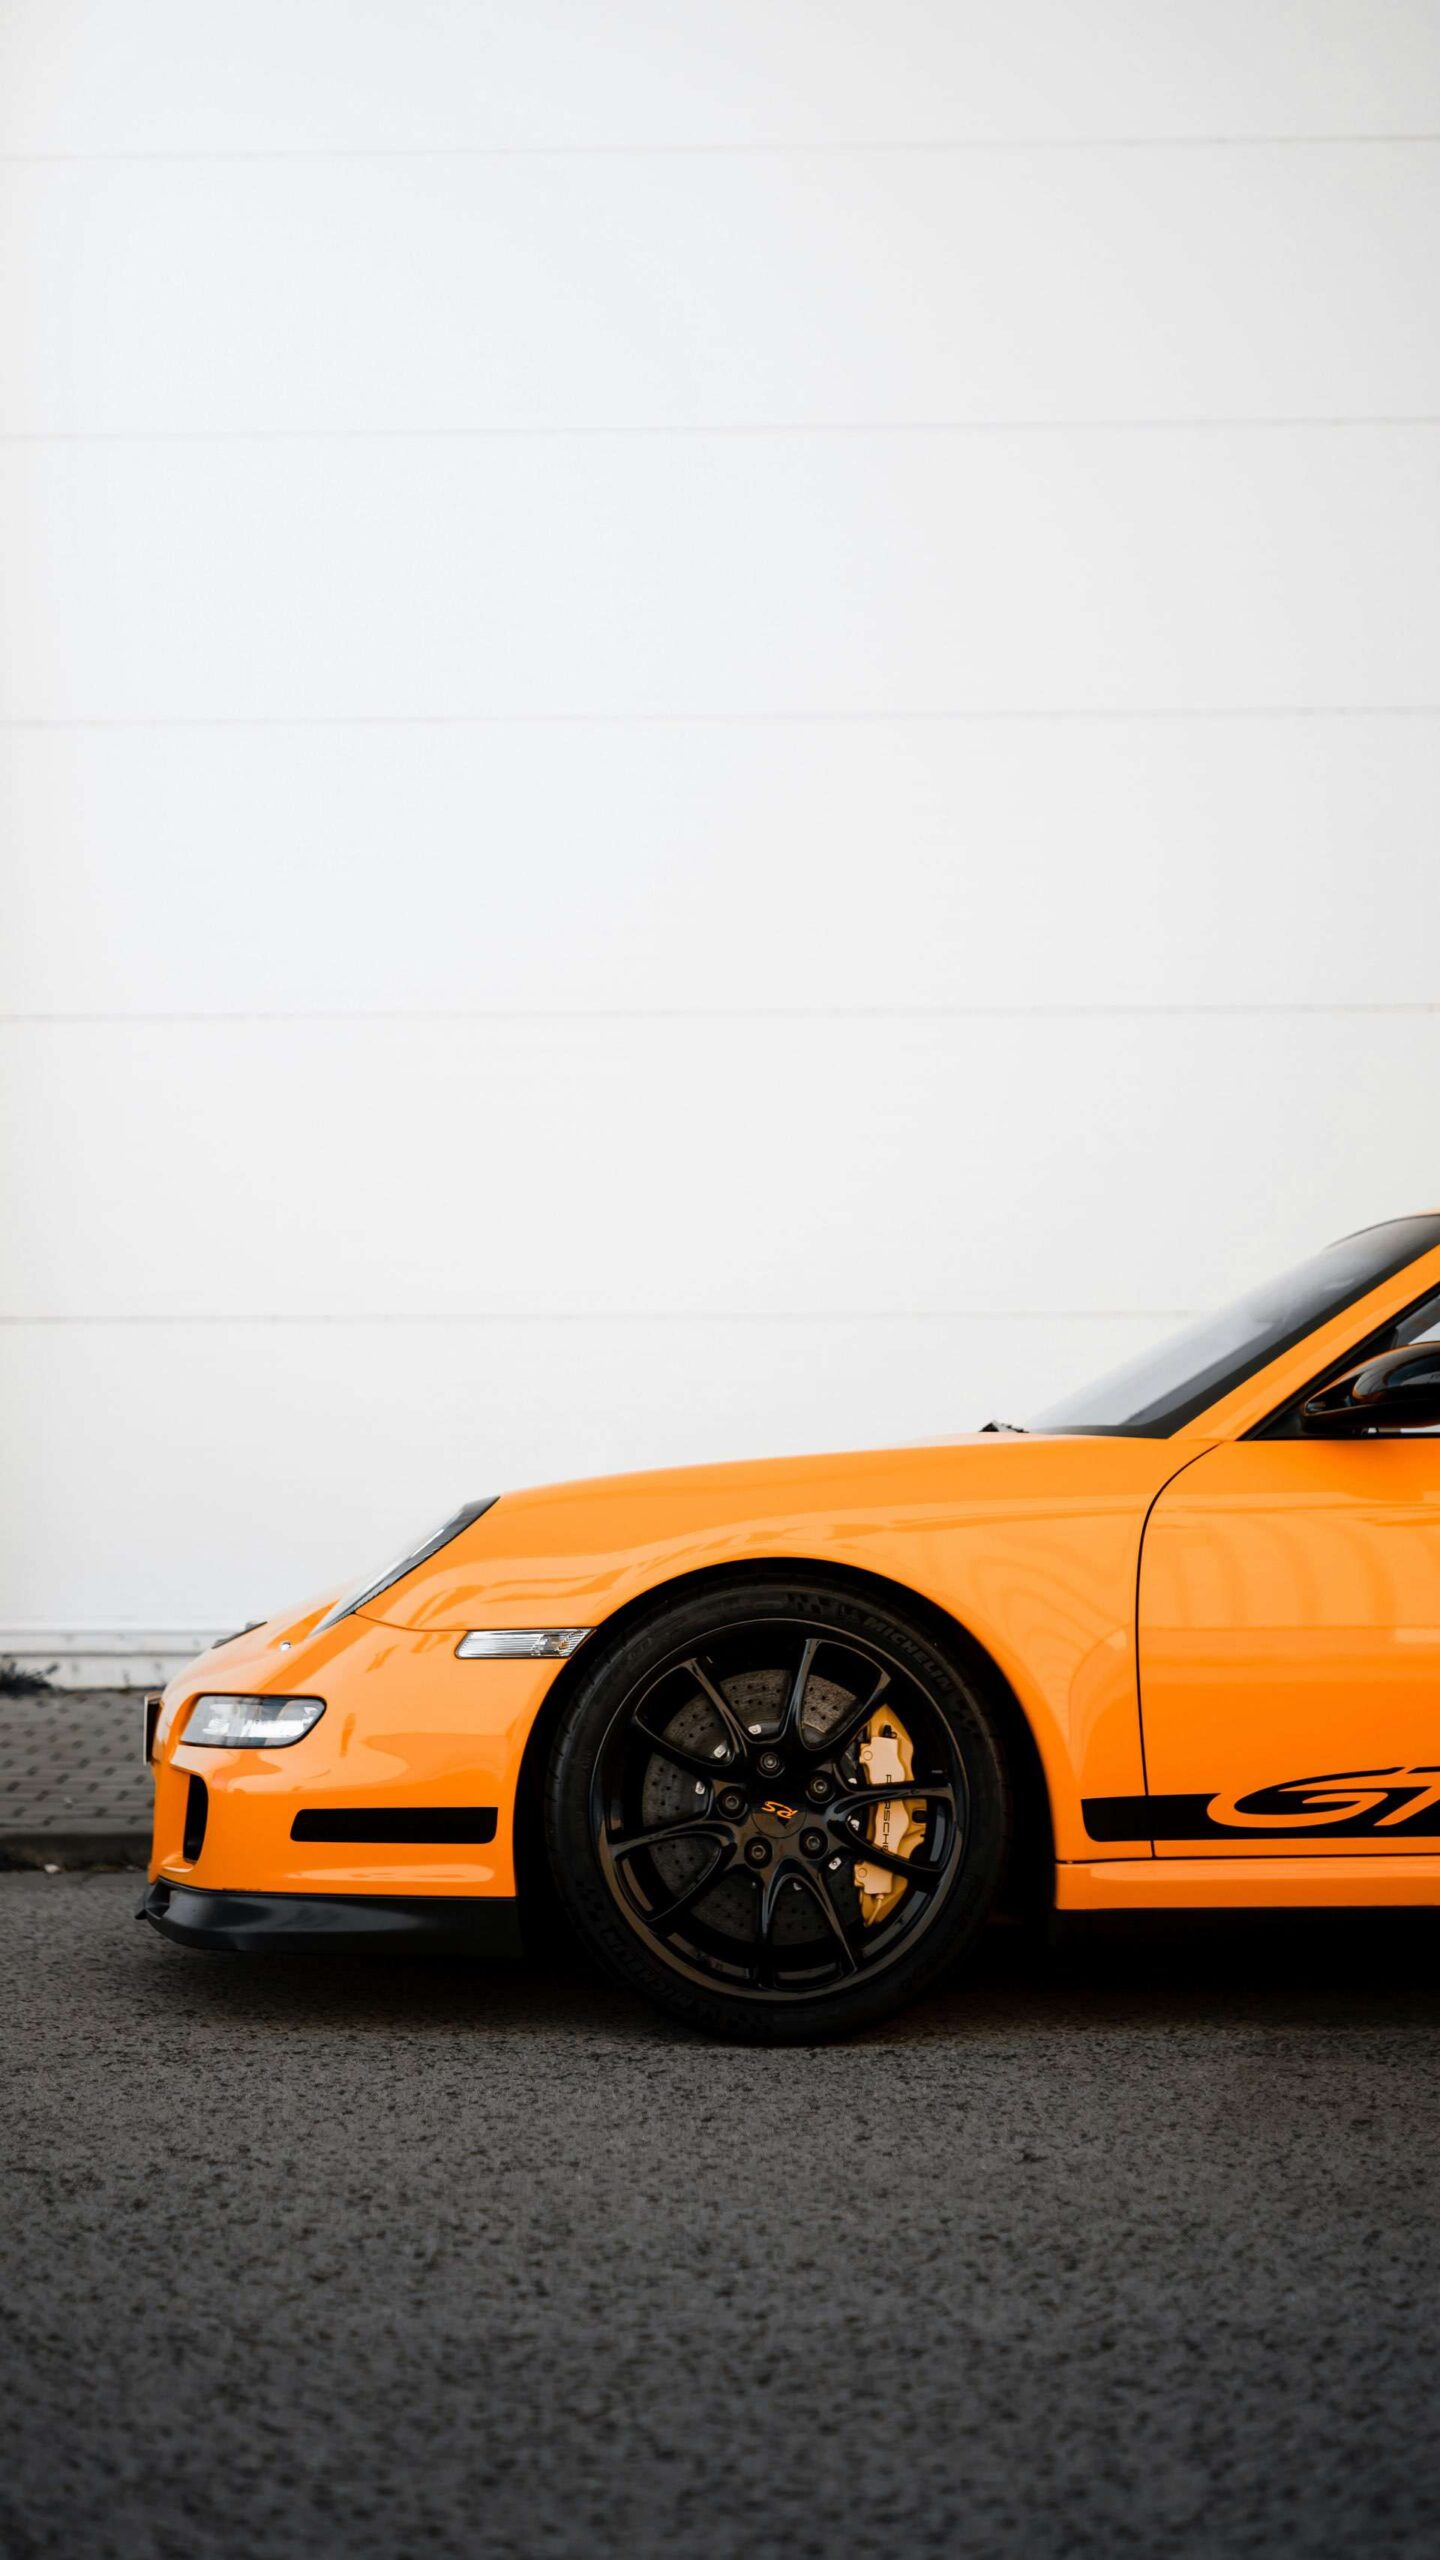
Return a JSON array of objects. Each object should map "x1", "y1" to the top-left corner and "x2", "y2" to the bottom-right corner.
[
  {"x1": 745, "y1": 1838, "x2": 772, "y2": 1867},
  {"x1": 801, "y1": 1830, "x2": 827, "y2": 1859},
  {"x1": 806, "y1": 1774, "x2": 833, "y2": 1802},
  {"x1": 718, "y1": 1788, "x2": 746, "y2": 1818},
  {"x1": 757, "y1": 1749, "x2": 783, "y2": 1776}
]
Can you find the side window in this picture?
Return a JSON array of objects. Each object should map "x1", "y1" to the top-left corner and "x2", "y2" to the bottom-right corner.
[
  {"x1": 1392, "y1": 1292, "x2": 1440, "y2": 1348},
  {"x1": 1261, "y1": 1284, "x2": 1440, "y2": 1436}
]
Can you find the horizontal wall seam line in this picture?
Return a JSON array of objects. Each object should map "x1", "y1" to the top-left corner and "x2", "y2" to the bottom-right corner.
[
  {"x1": 5, "y1": 419, "x2": 1437, "y2": 443},
  {"x1": 0, "y1": 1311, "x2": 1197, "y2": 1327},
  {"x1": 4, "y1": 707, "x2": 1439, "y2": 732},
  {"x1": 4, "y1": 1006, "x2": 1440, "y2": 1025},
  {"x1": 0, "y1": 1626, "x2": 218, "y2": 1638},
  {"x1": 2, "y1": 135, "x2": 1437, "y2": 163}
]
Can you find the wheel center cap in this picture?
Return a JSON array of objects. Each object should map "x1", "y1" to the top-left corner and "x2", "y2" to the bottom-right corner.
[{"x1": 754, "y1": 1797, "x2": 801, "y2": 1836}]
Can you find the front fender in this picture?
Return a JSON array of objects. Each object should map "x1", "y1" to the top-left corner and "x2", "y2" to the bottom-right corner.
[{"x1": 357, "y1": 1437, "x2": 1206, "y2": 1861}]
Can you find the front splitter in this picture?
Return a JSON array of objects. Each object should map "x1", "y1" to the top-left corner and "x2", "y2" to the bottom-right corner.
[{"x1": 137, "y1": 1876, "x2": 523, "y2": 1956}]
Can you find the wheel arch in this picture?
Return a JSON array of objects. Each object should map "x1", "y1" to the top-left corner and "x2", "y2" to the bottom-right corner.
[{"x1": 510, "y1": 1553, "x2": 1056, "y2": 1938}]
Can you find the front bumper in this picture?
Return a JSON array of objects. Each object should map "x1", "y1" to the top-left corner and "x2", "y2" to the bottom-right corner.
[
  {"x1": 147, "y1": 1614, "x2": 569, "y2": 1902},
  {"x1": 138, "y1": 1877, "x2": 523, "y2": 1956}
]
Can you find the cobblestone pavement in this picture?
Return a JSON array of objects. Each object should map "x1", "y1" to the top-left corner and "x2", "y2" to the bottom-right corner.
[{"x1": 0, "y1": 1688, "x2": 149, "y2": 1865}]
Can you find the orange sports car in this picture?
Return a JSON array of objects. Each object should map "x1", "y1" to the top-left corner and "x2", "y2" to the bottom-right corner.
[{"x1": 141, "y1": 1214, "x2": 1440, "y2": 2040}]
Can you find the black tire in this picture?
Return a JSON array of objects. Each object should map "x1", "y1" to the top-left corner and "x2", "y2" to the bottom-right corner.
[{"x1": 544, "y1": 1578, "x2": 1012, "y2": 2043}]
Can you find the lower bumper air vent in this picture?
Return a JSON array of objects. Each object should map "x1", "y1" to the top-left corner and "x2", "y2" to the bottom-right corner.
[{"x1": 182, "y1": 1774, "x2": 209, "y2": 1863}]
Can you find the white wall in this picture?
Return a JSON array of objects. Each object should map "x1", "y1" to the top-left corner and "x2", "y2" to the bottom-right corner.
[{"x1": 3, "y1": 2, "x2": 1439, "y2": 1668}]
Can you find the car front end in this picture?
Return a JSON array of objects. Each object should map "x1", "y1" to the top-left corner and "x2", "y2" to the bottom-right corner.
[{"x1": 139, "y1": 1498, "x2": 587, "y2": 1953}]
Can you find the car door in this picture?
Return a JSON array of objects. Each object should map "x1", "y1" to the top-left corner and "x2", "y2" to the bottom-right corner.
[{"x1": 1137, "y1": 1416, "x2": 1440, "y2": 1856}]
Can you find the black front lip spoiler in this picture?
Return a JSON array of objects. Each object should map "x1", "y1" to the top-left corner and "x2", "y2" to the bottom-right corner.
[{"x1": 137, "y1": 1877, "x2": 523, "y2": 1957}]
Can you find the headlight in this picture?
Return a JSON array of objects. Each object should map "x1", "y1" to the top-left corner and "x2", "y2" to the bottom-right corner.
[
  {"x1": 184, "y1": 1694, "x2": 327, "y2": 1748},
  {"x1": 312, "y1": 1497, "x2": 498, "y2": 1634}
]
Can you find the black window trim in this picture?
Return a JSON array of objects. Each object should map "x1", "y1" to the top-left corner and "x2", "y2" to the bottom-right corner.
[{"x1": 312, "y1": 1496, "x2": 498, "y2": 1634}]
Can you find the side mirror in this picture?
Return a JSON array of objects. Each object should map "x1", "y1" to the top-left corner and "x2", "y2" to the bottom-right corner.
[{"x1": 1300, "y1": 1344, "x2": 1440, "y2": 1436}]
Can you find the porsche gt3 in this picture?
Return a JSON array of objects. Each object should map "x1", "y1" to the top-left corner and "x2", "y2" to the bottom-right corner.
[{"x1": 140, "y1": 1212, "x2": 1440, "y2": 2039}]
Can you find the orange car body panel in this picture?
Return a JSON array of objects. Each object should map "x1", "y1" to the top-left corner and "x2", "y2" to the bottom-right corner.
[
  {"x1": 149, "y1": 1235, "x2": 1440, "y2": 1915},
  {"x1": 1141, "y1": 1435, "x2": 1440, "y2": 1858}
]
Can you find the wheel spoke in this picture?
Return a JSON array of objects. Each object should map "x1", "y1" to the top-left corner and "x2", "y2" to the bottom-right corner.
[
  {"x1": 629, "y1": 1710, "x2": 729, "y2": 1782},
  {"x1": 778, "y1": 1635, "x2": 821, "y2": 1742},
  {"x1": 646, "y1": 1840, "x2": 742, "y2": 1932},
  {"x1": 802, "y1": 1664, "x2": 892, "y2": 1762},
  {"x1": 683, "y1": 1656, "x2": 752, "y2": 1763},
  {"x1": 608, "y1": 1817, "x2": 730, "y2": 1864},
  {"x1": 753, "y1": 1863, "x2": 789, "y2": 1989},
  {"x1": 787, "y1": 1860, "x2": 860, "y2": 1976}
]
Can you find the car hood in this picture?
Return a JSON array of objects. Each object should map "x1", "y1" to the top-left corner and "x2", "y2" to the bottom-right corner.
[{"x1": 350, "y1": 1429, "x2": 1188, "y2": 1637}]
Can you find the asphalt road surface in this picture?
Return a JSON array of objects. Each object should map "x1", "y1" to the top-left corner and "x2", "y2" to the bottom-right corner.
[{"x1": 5, "y1": 1874, "x2": 1440, "y2": 2560}]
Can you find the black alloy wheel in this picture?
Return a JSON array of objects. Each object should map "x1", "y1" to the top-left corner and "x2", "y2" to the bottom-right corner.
[{"x1": 545, "y1": 1580, "x2": 1011, "y2": 2042}]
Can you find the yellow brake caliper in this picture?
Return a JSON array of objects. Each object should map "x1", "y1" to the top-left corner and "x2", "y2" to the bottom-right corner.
[{"x1": 853, "y1": 1711, "x2": 927, "y2": 1924}]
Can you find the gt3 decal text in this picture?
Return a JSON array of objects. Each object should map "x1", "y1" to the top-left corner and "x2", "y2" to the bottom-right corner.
[{"x1": 1082, "y1": 1768, "x2": 1440, "y2": 1844}]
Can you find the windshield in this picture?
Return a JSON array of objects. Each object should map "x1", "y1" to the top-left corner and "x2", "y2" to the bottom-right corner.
[{"x1": 1027, "y1": 1215, "x2": 1440, "y2": 1437}]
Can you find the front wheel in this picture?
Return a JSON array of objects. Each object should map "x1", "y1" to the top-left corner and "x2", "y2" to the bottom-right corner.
[{"x1": 544, "y1": 1580, "x2": 1011, "y2": 2042}]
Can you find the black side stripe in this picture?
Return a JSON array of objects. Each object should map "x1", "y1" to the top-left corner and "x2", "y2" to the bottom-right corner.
[
  {"x1": 291, "y1": 1808, "x2": 498, "y2": 1844},
  {"x1": 1083, "y1": 1791, "x2": 1440, "y2": 1844}
]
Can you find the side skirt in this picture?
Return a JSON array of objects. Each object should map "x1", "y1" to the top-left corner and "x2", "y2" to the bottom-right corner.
[
  {"x1": 137, "y1": 1877, "x2": 524, "y2": 1956},
  {"x1": 1058, "y1": 1854, "x2": 1440, "y2": 1912}
]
